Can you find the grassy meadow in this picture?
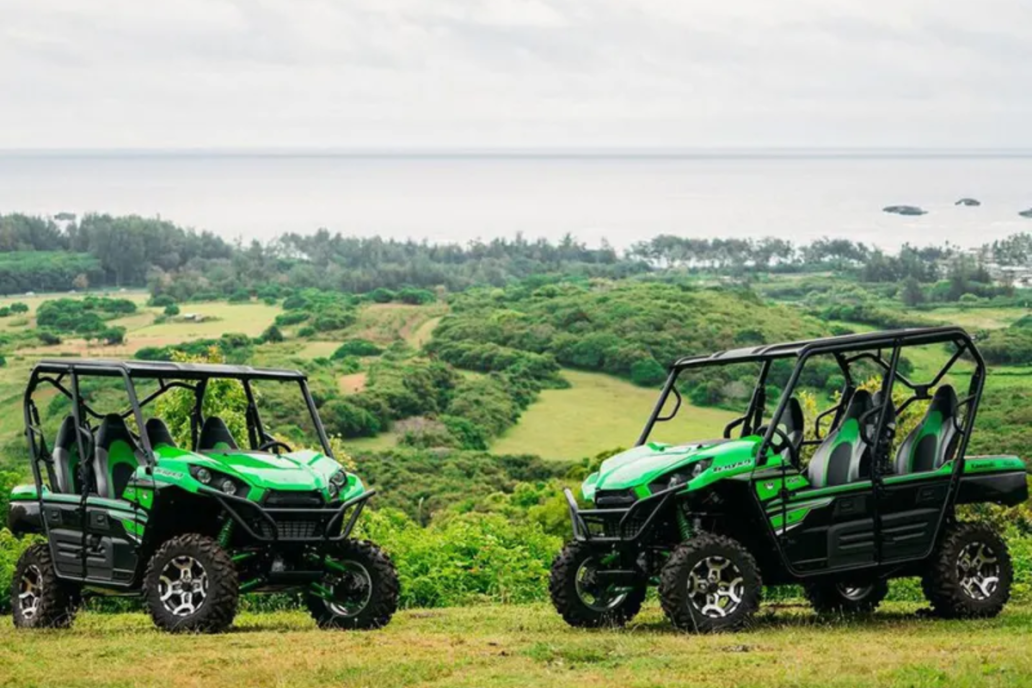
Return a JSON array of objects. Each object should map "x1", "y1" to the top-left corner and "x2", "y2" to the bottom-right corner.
[{"x1": 4, "y1": 602, "x2": 1032, "y2": 688}]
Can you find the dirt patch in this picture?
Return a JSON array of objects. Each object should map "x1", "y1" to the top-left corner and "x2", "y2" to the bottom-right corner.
[{"x1": 338, "y1": 372, "x2": 368, "y2": 394}]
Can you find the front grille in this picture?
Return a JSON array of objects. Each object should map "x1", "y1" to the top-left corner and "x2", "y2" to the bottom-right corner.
[
  {"x1": 250, "y1": 517, "x2": 324, "y2": 540},
  {"x1": 595, "y1": 489, "x2": 636, "y2": 507},
  {"x1": 265, "y1": 490, "x2": 324, "y2": 508}
]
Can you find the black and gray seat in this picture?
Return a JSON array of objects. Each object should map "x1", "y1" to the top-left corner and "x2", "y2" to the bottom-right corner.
[
  {"x1": 781, "y1": 397, "x2": 805, "y2": 450},
  {"x1": 51, "y1": 416, "x2": 90, "y2": 494},
  {"x1": 894, "y1": 385, "x2": 960, "y2": 474},
  {"x1": 198, "y1": 416, "x2": 239, "y2": 451},
  {"x1": 94, "y1": 414, "x2": 143, "y2": 500},
  {"x1": 145, "y1": 418, "x2": 177, "y2": 450},
  {"x1": 807, "y1": 390, "x2": 873, "y2": 488}
]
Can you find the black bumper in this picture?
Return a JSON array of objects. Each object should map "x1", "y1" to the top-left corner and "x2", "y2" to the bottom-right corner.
[
  {"x1": 564, "y1": 486, "x2": 679, "y2": 543},
  {"x1": 209, "y1": 488, "x2": 375, "y2": 543}
]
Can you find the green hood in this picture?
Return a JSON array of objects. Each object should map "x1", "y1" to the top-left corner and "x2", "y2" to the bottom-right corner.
[
  {"x1": 150, "y1": 445, "x2": 362, "y2": 501},
  {"x1": 583, "y1": 437, "x2": 761, "y2": 501}
]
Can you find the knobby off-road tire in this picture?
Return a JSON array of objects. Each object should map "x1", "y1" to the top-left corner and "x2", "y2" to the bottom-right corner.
[
  {"x1": 549, "y1": 540, "x2": 647, "y2": 628},
  {"x1": 12, "y1": 544, "x2": 81, "y2": 629},
  {"x1": 804, "y1": 579, "x2": 889, "y2": 615},
  {"x1": 922, "y1": 521, "x2": 1012, "y2": 619},
  {"x1": 659, "y1": 534, "x2": 762, "y2": 633},
  {"x1": 305, "y1": 539, "x2": 399, "y2": 630},
  {"x1": 144, "y1": 533, "x2": 239, "y2": 633}
]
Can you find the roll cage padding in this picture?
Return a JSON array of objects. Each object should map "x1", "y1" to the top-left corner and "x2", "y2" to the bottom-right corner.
[
  {"x1": 145, "y1": 417, "x2": 177, "y2": 449},
  {"x1": 894, "y1": 385, "x2": 959, "y2": 474},
  {"x1": 94, "y1": 414, "x2": 143, "y2": 500},
  {"x1": 807, "y1": 389, "x2": 873, "y2": 488},
  {"x1": 198, "y1": 416, "x2": 239, "y2": 451}
]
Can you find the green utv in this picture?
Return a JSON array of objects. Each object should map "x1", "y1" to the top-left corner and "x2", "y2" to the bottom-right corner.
[
  {"x1": 551, "y1": 327, "x2": 1028, "y2": 632},
  {"x1": 8, "y1": 359, "x2": 399, "y2": 633}
]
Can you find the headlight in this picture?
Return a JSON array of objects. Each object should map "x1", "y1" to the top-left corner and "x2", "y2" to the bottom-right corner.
[
  {"x1": 327, "y1": 482, "x2": 340, "y2": 498},
  {"x1": 330, "y1": 470, "x2": 347, "y2": 487},
  {"x1": 220, "y1": 479, "x2": 237, "y2": 495},
  {"x1": 192, "y1": 467, "x2": 212, "y2": 484},
  {"x1": 690, "y1": 459, "x2": 714, "y2": 479},
  {"x1": 189, "y1": 466, "x2": 242, "y2": 496}
]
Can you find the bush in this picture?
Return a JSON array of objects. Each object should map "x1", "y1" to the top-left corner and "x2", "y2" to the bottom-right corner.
[
  {"x1": 357, "y1": 508, "x2": 561, "y2": 607},
  {"x1": 260, "y1": 325, "x2": 284, "y2": 343},
  {"x1": 312, "y1": 307, "x2": 356, "y2": 332},
  {"x1": 368, "y1": 287, "x2": 396, "y2": 303},
  {"x1": 38, "y1": 331, "x2": 61, "y2": 346},
  {"x1": 148, "y1": 294, "x2": 176, "y2": 308},
  {"x1": 0, "y1": 307, "x2": 11, "y2": 318},
  {"x1": 630, "y1": 357, "x2": 667, "y2": 386},
  {"x1": 228, "y1": 289, "x2": 251, "y2": 303},
  {"x1": 322, "y1": 399, "x2": 382, "y2": 437},
  {"x1": 9, "y1": 302, "x2": 28, "y2": 314},
  {"x1": 164, "y1": 303, "x2": 180, "y2": 316},
  {"x1": 332, "y1": 339, "x2": 383, "y2": 358},
  {"x1": 297, "y1": 326, "x2": 316, "y2": 338},
  {"x1": 274, "y1": 311, "x2": 309, "y2": 327},
  {"x1": 396, "y1": 287, "x2": 436, "y2": 305}
]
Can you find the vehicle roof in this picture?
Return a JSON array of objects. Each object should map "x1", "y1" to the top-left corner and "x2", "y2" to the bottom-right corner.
[
  {"x1": 672, "y1": 326, "x2": 974, "y2": 369},
  {"x1": 31, "y1": 358, "x2": 306, "y2": 381}
]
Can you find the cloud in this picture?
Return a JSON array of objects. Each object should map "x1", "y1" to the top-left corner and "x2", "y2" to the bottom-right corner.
[{"x1": 1, "y1": 0, "x2": 1030, "y2": 148}]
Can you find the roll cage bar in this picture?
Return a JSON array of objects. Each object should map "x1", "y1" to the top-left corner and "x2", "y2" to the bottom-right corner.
[
  {"x1": 638, "y1": 326, "x2": 985, "y2": 472},
  {"x1": 23, "y1": 359, "x2": 335, "y2": 500}
]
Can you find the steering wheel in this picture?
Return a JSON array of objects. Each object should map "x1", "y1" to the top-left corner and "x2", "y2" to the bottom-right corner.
[
  {"x1": 756, "y1": 425, "x2": 799, "y2": 467},
  {"x1": 258, "y1": 439, "x2": 293, "y2": 454}
]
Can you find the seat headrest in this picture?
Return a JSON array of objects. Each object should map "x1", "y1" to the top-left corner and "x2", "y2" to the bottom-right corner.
[
  {"x1": 198, "y1": 416, "x2": 239, "y2": 451},
  {"x1": 929, "y1": 385, "x2": 958, "y2": 418},
  {"x1": 96, "y1": 413, "x2": 137, "y2": 451},
  {"x1": 842, "y1": 389, "x2": 873, "y2": 422},
  {"x1": 145, "y1": 418, "x2": 177, "y2": 449}
]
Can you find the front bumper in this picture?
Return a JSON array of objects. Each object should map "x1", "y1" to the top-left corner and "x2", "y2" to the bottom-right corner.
[
  {"x1": 563, "y1": 485, "x2": 680, "y2": 543},
  {"x1": 207, "y1": 487, "x2": 375, "y2": 543}
]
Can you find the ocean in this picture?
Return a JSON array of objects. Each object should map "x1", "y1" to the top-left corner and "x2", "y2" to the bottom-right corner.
[{"x1": 1, "y1": 151, "x2": 1030, "y2": 250}]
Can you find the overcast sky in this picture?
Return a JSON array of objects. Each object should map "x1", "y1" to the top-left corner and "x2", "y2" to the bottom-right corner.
[{"x1": 2, "y1": 0, "x2": 1031, "y2": 150}]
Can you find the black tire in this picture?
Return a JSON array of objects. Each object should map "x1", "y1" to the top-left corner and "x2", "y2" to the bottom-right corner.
[
  {"x1": 659, "y1": 534, "x2": 762, "y2": 633},
  {"x1": 143, "y1": 533, "x2": 239, "y2": 633},
  {"x1": 922, "y1": 521, "x2": 1012, "y2": 619},
  {"x1": 305, "y1": 539, "x2": 399, "y2": 630},
  {"x1": 11, "y1": 544, "x2": 80, "y2": 629},
  {"x1": 549, "y1": 541, "x2": 647, "y2": 628},
  {"x1": 804, "y1": 579, "x2": 888, "y2": 615}
]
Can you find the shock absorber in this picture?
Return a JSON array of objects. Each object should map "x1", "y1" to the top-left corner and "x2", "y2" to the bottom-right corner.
[{"x1": 676, "y1": 506, "x2": 693, "y2": 541}]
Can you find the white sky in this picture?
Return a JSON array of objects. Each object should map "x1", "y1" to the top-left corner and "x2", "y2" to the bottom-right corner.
[{"x1": 2, "y1": 0, "x2": 1031, "y2": 150}]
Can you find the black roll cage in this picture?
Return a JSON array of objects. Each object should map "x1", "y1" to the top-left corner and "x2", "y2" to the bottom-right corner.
[
  {"x1": 23, "y1": 359, "x2": 336, "y2": 500},
  {"x1": 639, "y1": 326, "x2": 984, "y2": 469}
]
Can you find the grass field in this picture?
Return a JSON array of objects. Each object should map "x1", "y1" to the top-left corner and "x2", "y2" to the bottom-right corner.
[
  {"x1": 3, "y1": 602, "x2": 1030, "y2": 687},
  {"x1": 492, "y1": 370, "x2": 739, "y2": 461}
]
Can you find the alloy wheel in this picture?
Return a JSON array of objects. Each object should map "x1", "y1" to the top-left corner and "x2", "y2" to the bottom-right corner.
[
  {"x1": 574, "y1": 557, "x2": 630, "y2": 612},
  {"x1": 158, "y1": 555, "x2": 209, "y2": 617},
  {"x1": 18, "y1": 564, "x2": 43, "y2": 620},
  {"x1": 687, "y1": 555, "x2": 745, "y2": 618},
  {"x1": 324, "y1": 561, "x2": 374, "y2": 617},
  {"x1": 957, "y1": 542, "x2": 1000, "y2": 601}
]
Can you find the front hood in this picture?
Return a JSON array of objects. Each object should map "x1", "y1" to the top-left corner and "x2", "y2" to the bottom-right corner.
[
  {"x1": 583, "y1": 437, "x2": 761, "y2": 499},
  {"x1": 154, "y1": 446, "x2": 346, "y2": 493}
]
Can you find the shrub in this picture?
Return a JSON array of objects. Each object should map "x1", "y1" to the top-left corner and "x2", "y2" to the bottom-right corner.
[
  {"x1": 312, "y1": 308, "x2": 356, "y2": 332},
  {"x1": 274, "y1": 311, "x2": 309, "y2": 327},
  {"x1": 397, "y1": 287, "x2": 436, "y2": 305},
  {"x1": 38, "y1": 331, "x2": 61, "y2": 346},
  {"x1": 332, "y1": 339, "x2": 383, "y2": 358},
  {"x1": 298, "y1": 326, "x2": 316, "y2": 338},
  {"x1": 368, "y1": 287, "x2": 396, "y2": 303},
  {"x1": 357, "y1": 508, "x2": 561, "y2": 607},
  {"x1": 164, "y1": 303, "x2": 180, "y2": 316},
  {"x1": 0, "y1": 307, "x2": 11, "y2": 318},
  {"x1": 228, "y1": 289, "x2": 251, "y2": 303},
  {"x1": 260, "y1": 325, "x2": 284, "y2": 343},
  {"x1": 9, "y1": 302, "x2": 28, "y2": 314},
  {"x1": 322, "y1": 399, "x2": 382, "y2": 437},
  {"x1": 630, "y1": 357, "x2": 667, "y2": 386},
  {"x1": 148, "y1": 294, "x2": 176, "y2": 308}
]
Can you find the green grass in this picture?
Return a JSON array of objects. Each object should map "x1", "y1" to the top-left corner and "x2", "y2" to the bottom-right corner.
[
  {"x1": 919, "y1": 306, "x2": 1031, "y2": 331},
  {"x1": 491, "y1": 370, "x2": 738, "y2": 461},
  {"x1": 3, "y1": 603, "x2": 1032, "y2": 687}
]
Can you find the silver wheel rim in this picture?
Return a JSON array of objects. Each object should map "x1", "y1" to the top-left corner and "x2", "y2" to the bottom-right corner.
[
  {"x1": 19, "y1": 564, "x2": 43, "y2": 620},
  {"x1": 957, "y1": 542, "x2": 1000, "y2": 601},
  {"x1": 158, "y1": 556, "x2": 209, "y2": 617},
  {"x1": 837, "y1": 584, "x2": 873, "y2": 601},
  {"x1": 687, "y1": 555, "x2": 745, "y2": 618},
  {"x1": 574, "y1": 557, "x2": 629, "y2": 612},
  {"x1": 324, "y1": 560, "x2": 373, "y2": 617}
]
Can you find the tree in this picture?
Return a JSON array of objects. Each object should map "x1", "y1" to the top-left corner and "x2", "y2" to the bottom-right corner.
[
  {"x1": 260, "y1": 325, "x2": 284, "y2": 343},
  {"x1": 901, "y1": 277, "x2": 925, "y2": 307},
  {"x1": 164, "y1": 303, "x2": 181, "y2": 316},
  {"x1": 72, "y1": 273, "x2": 89, "y2": 291}
]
